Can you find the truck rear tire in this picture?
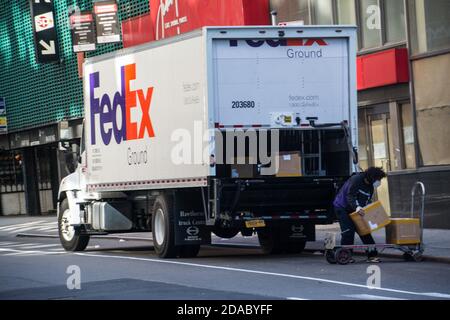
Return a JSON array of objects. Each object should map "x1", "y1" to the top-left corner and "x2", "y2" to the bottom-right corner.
[
  {"x1": 258, "y1": 227, "x2": 307, "y2": 255},
  {"x1": 178, "y1": 245, "x2": 201, "y2": 258},
  {"x1": 152, "y1": 194, "x2": 178, "y2": 258},
  {"x1": 58, "y1": 199, "x2": 90, "y2": 252},
  {"x1": 213, "y1": 227, "x2": 240, "y2": 239},
  {"x1": 286, "y1": 240, "x2": 307, "y2": 254},
  {"x1": 257, "y1": 228, "x2": 284, "y2": 255}
]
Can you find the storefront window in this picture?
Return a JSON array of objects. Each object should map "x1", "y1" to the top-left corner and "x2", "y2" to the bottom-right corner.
[
  {"x1": 358, "y1": 109, "x2": 369, "y2": 171},
  {"x1": 409, "y1": 0, "x2": 450, "y2": 55},
  {"x1": 36, "y1": 147, "x2": 52, "y2": 190},
  {"x1": 386, "y1": 118, "x2": 396, "y2": 171},
  {"x1": 370, "y1": 119, "x2": 387, "y2": 170},
  {"x1": 400, "y1": 103, "x2": 416, "y2": 169},
  {"x1": 337, "y1": 0, "x2": 356, "y2": 25},
  {"x1": 360, "y1": 0, "x2": 382, "y2": 49},
  {"x1": 311, "y1": 0, "x2": 333, "y2": 24},
  {"x1": 269, "y1": 0, "x2": 310, "y2": 25},
  {"x1": 384, "y1": 0, "x2": 406, "y2": 43},
  {"x1": 0, "y1": 151, "x2": 24, "y2": 193},
  {"x1": 413, "y1": 53, "x2": 450, "y2": 166}
]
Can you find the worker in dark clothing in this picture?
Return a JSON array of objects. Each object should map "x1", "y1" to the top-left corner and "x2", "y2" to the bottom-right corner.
[{"x1": 333, "y1": 167, "x2": 387, "y2": 263}]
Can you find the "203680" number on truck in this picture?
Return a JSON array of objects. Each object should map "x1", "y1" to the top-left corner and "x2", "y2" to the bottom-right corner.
[{"x1": 231, "y1": 100, "x2": 255, "y2": 109}]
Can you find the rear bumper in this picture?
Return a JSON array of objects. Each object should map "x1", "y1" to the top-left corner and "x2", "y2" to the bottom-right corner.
[
  {"x1": 210, "y1": 176, "x2": 347, "y2": 224},
  {"x1": 233, "y1": 213, "x2": 333, "y2": 225}
]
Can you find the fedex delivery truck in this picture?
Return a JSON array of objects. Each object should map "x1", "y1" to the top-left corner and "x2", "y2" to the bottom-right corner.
[{"x1": 58, "y1": 26, "x2": 358, "y2": 258}]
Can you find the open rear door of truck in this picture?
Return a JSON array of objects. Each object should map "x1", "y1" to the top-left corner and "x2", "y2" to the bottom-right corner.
[{"x1": 209, "y1": 27, "x2": 356, "y2": 130}]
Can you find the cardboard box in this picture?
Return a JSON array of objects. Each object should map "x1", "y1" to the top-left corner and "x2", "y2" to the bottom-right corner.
[
  {"x1": 276, "y1": 151, "x2": 302, "y2": 177},
  {"x1": 386, "y1": 218, "x2": 421, "y2": 245},
  {"x1": 230, "y1": 156, "x2": 257, "y2": 178},
  {"x1": 350, "y1": 201, "x2": 390, "y2": 236}
]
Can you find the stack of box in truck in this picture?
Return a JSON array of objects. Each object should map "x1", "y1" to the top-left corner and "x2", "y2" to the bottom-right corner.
[{"x1": 57, "y1": 26, "x2": 358, "y2": 258}]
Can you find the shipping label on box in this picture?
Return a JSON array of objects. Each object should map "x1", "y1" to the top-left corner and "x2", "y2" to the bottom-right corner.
[{"x1": 350, "y1": 201, "x2": 390, "y2": 236}]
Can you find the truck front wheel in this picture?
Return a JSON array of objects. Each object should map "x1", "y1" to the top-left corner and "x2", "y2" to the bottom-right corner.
[
  {"x1": 58, "y1": 199, "x2": 90, "y2": 251},
  {"x1": 152, "y1": 194, "x2": 178, "y2": 258}
]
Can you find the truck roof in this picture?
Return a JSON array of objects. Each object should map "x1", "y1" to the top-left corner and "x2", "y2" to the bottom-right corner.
[{"x1": 84, "y1": 25, "x2": 357, "y2": 66}]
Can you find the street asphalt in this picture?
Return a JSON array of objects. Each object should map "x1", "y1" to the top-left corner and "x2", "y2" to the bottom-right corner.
[{"x1": 1, "y1": 216, "x2": 450, "y2": 300}]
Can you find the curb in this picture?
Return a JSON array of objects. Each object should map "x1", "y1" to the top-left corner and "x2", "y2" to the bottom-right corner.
[{"x1": 303, "y1": 248, "x2": 450, "y2": 264}]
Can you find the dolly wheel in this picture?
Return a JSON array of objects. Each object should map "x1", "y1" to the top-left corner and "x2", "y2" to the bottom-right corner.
[
  {"x1": 325, "y1": 250, "x2": 337, "y2": 264},
  {"x1": 403, "y1": 252, "x2": 414, "y2": 262},
  {"x1": 412, "y1": 251, "x2": 424, "y2": 262},
  {"x1": 403, "y1": 251, "x2": 423, "y2": 262},
  {"x1": 335, "y1": 248, "x2": 352, "y2": 265}
]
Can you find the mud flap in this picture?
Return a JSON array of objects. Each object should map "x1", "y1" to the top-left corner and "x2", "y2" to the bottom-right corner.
[
  {"x1": 174, "y1": 190, "x2": 211, "y2": 246},
  {"x1": 174, "y1": 210, "x2": 211, "y2": 246}
]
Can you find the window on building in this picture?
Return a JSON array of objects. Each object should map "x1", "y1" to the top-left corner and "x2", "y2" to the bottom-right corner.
[
  {"x1": 408, "y1": 0, "x2": 450, "y2": 55},
  {"x1": 35, "y1": 148, "x2": 52, "y2": 190},
  {"x1": 400, "y1": 103, "x2": 416, "y2": 169},
  {"x1": 311, "y1": 0, "x2": 334, "y2": 25},
  {"x1": 386, "y1": 117, "x2": 396, "y2": 171},
  {"x1": 360, "y1": 0, "x2": 382, "y2": 49},
  {"x1": 358, "y1": 109, "x2": 369, "y2": 171},
  {"x1": 0, "y1": 151, "x2": 24, "y2": 193},
  {"x1": 384, "y1": 0, "x2": 406, "y2": 43},
  {"x1": 270, "y1": 0, "x2": 407, "y2": 50},
  {"x1": 413, "y1": 54, "x2": 450, "y2": 166},
  {"x1": 336, "y1": 0, "x2": 356, "y2": 24},
  {"x1": 269, "y1": 0, "x2": 310, "y2": 25}
]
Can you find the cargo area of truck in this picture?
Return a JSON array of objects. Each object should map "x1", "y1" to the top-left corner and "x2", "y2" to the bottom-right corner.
[
  {"x1": 214, "y1": 128, "x2": 351, "y2": 177},
  {"x1": 210, "y1": 128, "x2": 351, "y2": 224}
]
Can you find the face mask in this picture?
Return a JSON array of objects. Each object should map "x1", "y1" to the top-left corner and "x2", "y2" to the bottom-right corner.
[{"x1": 373, "y1": 180, "x2": 381, "y2": 188}]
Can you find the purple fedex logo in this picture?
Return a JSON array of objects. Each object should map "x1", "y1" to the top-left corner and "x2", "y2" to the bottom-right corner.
[{"x1": 89, "y1": 63, "x2": 155, "y2": 146}]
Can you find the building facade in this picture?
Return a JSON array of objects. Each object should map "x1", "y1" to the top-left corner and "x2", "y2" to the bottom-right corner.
[
  {"x1": 270, "y1": 0, "x2": 450, "y2": 228},
  {"x1": 0, "y1": 0, "x2": 150, "y2": 216},
  {"x1": 1, "y1": 0, "x2": 449, "y2": 228}
]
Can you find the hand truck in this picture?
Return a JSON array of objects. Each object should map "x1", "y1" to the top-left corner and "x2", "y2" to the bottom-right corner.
[{"x1": 324, "y1": 181, "x2": 426, "y2": 265}]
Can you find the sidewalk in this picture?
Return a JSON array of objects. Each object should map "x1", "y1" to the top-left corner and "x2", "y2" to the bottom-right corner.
[{"x1": 1, "y1": 215, "x2": 450, "y2": 263}]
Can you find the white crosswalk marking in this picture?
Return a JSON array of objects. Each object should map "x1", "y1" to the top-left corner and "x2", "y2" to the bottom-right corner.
[
  {"x1": 0, "y1": 220, "x2": 47, "y2": 231},
  {"x1": 0, "y1": 241, "x2": 15, "y2": 246},
  {"x1": 2, "y1": 242, "x2": 40, "y2": 247},
  {"x1": 0, "y1": 241, "x2": 66, "y2": 256},
  {"x1": 0, "y1": 247, "x2": 65, "y2": 256},
  {"x1": 19, "y1": 244, "x2": 60, "y2": 249},
  {"x1": 34, "y1": 227, "x2": 57, "y2": 232},
  {"x1": 4, "y1": 252, "x2": 33, "y2": 256},
  {"x1": 0, "y1": 220, "x2": 57, "y2": 234},
  {"x1": 0, "y1": 242, "x2": 64, "y2": 256},
  {"x1": 4, "y1": 252, "x2": 48, "y2": 257}
]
